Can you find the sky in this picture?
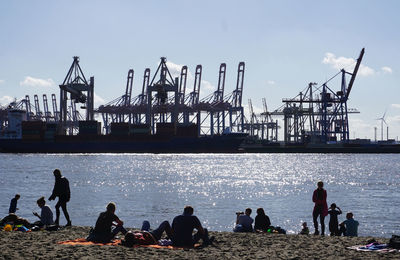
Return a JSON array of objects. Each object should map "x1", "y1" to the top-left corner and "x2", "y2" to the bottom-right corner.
[{"x1": 0, "y1": 0, "x2": 399, "y2": 140}]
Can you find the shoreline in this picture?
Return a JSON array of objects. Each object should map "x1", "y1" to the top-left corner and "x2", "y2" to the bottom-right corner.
[{"x1": 1, "y1": 226, "x2": 398, "y2": 259}]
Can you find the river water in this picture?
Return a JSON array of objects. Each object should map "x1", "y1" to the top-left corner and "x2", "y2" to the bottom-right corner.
[{"x1": 0, "y1": 153, "x2": 399, "y2": 237}]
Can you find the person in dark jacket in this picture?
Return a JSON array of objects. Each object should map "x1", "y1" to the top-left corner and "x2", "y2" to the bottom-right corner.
[
  {"x1": 49, "y1": 169, "x2": 71, "y2": 226},
  {"x1": 171, "y1": 206, "x2": 213, "y2": 247},
  {"x1": 254, "y1": 208, "x2": 271, "y2": 232},
  {"x1": 9, "y1": 194, "x2": 20, "y2": 214},
  {"x1": 87, "y1": 202, "x2": 127, "y2": 243}
]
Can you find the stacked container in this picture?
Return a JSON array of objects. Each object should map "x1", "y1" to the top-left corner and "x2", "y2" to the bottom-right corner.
[
  {"x1": 130, "y1": 124, "x2": 151, "y2": 136},
  {"x1": 176, "y1": 123, "x2": 198, "y2": 137},
  {"x1": 44, "y1": 123, "x2": 58, "y2": 140},
  {"x1": 156, "y1": 123, "x2": 176, "y2": 136},
  {"x1": 22, "y1": 121, "x2": 46, "y2": 140},
  {"x1": 78, "y1": 121, "x2": 101, "y2": 136},
  {"x1": 110, "y1": 122, "x2": 129, "y2": 136}
]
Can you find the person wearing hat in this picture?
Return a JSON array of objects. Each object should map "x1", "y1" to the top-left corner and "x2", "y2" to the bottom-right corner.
[{"x1": 49, "y1": 169, "x2": 71, "y2": 226}]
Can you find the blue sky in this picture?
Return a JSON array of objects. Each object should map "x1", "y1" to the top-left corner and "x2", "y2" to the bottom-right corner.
[{"x1": 0, "y1": 0, "x2": 399, "y2": 140}]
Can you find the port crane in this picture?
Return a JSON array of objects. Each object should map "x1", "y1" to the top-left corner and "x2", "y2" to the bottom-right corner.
[{"x1": 270, "y1": 48, "x2": 364, "y2": 143}]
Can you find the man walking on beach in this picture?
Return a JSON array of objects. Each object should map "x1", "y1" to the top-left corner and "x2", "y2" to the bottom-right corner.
[
  {"x1": 49, "y1": 169, "x2": 71, "y2": 226},
  {"x1": 172, "y1": 206, "x2": 213, "y2": 247}
]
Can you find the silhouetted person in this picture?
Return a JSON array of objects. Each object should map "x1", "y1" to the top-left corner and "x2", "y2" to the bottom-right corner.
[
  {"x1": 339, "y1": 212, "x2": 359, "y2": 237},
  {"x1": 254, "y1": 208, "x2": 271, "y2": 232},
  {"x1": 49, "y1": 169, "x2": 71, "y2": 226},
  {"x1": 312, "y1": 181, "x2": 328, "y2": 235},
  {"x1": 122, "y1": 220, "x2": 173, "y2": 246},
  {"x1": 0, "y1": 213, "x2": 30, "y2": 228},
  {"x1": 87, "y1": 202, "x2": 127, "y2": 243},
  {"x1": 9, "y1": 194, "x2": 20, "y2": 214},
  {"x1": 300, "y1": 222, "x2": 310, "y2": 235},
  {"x1": 172, "y1": 206, "x2": 213, "y2": 247},
  {"x1": 234, "y1": 208, "x2": 254, "y2": 232},
  {"x1": 33, "y1": 196, "x2": 54, "y2": 226},
  {"x1": 328, "y1": 203, "x2": 342, "y2": 236}
]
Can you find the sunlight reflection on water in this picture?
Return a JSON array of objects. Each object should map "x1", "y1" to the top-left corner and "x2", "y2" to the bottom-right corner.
[{"x1": 0, "y1": 153, "x2": 399, "y2": 237}]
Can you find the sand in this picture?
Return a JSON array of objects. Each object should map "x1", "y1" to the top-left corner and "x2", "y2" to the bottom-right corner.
[{"x1": 0, "y1": 226, "x2": 398, "y2": 259}]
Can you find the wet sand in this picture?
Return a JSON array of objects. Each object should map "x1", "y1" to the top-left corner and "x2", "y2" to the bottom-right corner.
[{"x1": 0, "y1": 226, "x2": 398, "y2": 259}]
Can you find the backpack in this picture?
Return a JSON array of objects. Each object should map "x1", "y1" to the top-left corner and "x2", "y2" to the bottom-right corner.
[{"x1": 389, "y1": 235, "x2": 400, "y2": 249}]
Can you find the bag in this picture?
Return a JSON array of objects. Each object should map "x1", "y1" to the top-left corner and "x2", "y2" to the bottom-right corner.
[
  {"x1": 45, "y1": 225, "x2": 59, "y2": 231},
  {"x1": 389, "y1": 235, "x2": 400, "y2": 249}
]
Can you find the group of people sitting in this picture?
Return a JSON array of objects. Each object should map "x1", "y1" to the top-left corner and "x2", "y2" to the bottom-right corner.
[
  {"x1": 87, "y1": 203, "x2": 214, "y2": 247},
  {"x1": 233, "y1": 207, "x2": 278, "y2": 233},
  {"x1": 1, "y1": 196, "x2": 57, "y2": 230}
]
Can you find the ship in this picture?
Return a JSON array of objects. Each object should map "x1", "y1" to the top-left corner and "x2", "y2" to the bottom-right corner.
[{"x1": 0, "y1": 57, "x2": 249, "y2": 153}]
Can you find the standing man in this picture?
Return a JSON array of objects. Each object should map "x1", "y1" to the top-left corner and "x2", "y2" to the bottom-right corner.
[{"x1": 49, "y1": 169, "x2": 71, "y2": 226}]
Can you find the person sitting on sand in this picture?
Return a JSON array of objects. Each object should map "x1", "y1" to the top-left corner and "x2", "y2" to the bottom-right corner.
[
  {"x1": 299, "y1": 222, "x2": 309, "y2": 235},
  {"x1": 33, "y1": 196, "x2": 54, "y2": 226},
  {"x1": 312, "y1": 181, "x2": 328, "y2": 236},
  {"x1": 0, "y1": 213, "x2": 31, "y2": 228},
  {"x1": 171, "y1": 206, "x2": 213, "y2": 247},
  {"x1": 254, "y1": 208, "x2": 271, "y2": 232},
  {"x1": 339, "y1": 212, "x2": 359, "y2": 237},
  {"x1": 234, "y1": 208, "x2": 254, "y2": 232},
  {"x1": 327, "y1": 203, "x2": 342, "y2": 236},
  {"x1": 122, "y1": 220, "x2": 174, "y2": 247},
  {"x1": 87, "y1": 202, "x2": 127, "y2": 243},
  {"x1": 9, "y1": 194, "x2": 20, "y2": 214}
]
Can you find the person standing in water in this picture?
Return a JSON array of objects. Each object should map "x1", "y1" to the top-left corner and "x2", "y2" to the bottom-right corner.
[
  {"x1": 312, "y1": 181, "x2": 328, "y2": 236},
  {"x1": 49, "y1": 169, "x2": 71, "y2": 226}
]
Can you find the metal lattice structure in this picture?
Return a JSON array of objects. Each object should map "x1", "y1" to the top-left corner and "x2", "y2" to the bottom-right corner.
[
  {"x1": 96, "y1": 58, "x2": 246, "y2": 136},
  {"x1": 59, "y1": 56, "x2": 94, "y2": 134},
  {"x1": 268, "y1": 48, "x2": 364, "y2": 143}
]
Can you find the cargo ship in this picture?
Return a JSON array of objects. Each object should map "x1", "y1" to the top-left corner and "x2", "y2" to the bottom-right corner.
[
  {"x1": 0, "y1": 114, "x2": 248, "y2": 153},
  {"x1": 240, "y1": 139, "x2": 400, "y2": 153}
]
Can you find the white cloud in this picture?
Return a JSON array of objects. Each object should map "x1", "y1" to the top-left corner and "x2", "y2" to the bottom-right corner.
[
  {"x1": 322, "y1": 52, "x2": 375, "y2": 76},
  {"x1": 165, "y1": 61, "x2": 184, "y2": 80},
  {"x1": 0, "y1": 80, "x2": 5, "y2": 84},
  {"x1": 381, "y1": 66, "x2": 393, "y2": 74},
  {"x1": 201, "y1": 80, "x2": 215, "y2": 91},
  {"x1": 20, "y1": 76, "x2": 55, "y2": 87},
  {"x1": 392, "y1": 104, "x2": 400, "y2": 109},
  {"x1": 0, "y1": 95, "x2": 14, "y2": 106},
  {"x1": 94, "y1": 93, "x2": 106, "y2": 106},
  {"x1": 267, "y1": 80, "x2": 275, "y2": 85},
  {"x1": 388, "y1": 115, "x2": 400, "y2": 124}
]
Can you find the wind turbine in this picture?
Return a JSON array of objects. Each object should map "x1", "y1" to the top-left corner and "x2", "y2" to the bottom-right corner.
[{"x1": 376, "y1": 109, "x2": 388, "y2": 141}]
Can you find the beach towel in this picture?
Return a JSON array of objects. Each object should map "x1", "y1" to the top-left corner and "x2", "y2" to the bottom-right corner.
[
  {"x1": 57, "y1": 238, "x2": 121, "y2": 246},
  {"x1": 347, "y1": 242, "x2": 400, "y2": 253},
  {"x1": 58, "y1": 238, "x2": 201, "y2": 249}
]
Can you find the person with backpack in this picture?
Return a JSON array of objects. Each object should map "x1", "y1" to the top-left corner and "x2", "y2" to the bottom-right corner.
[{"x1": 49, "y1": 169, "x2": 71, "y2": 226}]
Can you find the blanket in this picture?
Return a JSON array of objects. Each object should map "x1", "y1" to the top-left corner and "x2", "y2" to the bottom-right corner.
[
  {"x1": 58, "y1": 238, "x2": 201, "y2": 249},
  {"x1": 347, "y1": 242, "x2": 399, "y2": 253}
]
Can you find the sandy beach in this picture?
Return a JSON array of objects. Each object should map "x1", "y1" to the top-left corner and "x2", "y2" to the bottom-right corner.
[{"x1": 0, "y1": 226, "x2": 398, "y2": 259}]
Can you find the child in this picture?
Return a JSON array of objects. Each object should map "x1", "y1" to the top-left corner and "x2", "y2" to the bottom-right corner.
[
  {"x1": 9, "y1": 194, "x2": 20, "y2": 214},
  {"x1": 328, "y1": 203, "x2": 342, "y2": 236},
  {"x1": 300, "y1": 222, "x2": 309, "y2": 235}
]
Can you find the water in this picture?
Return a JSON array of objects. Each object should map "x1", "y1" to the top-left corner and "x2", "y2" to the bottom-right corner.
[{"x1": 0, "y1": 153, "x2": 399, "y2": 237}]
